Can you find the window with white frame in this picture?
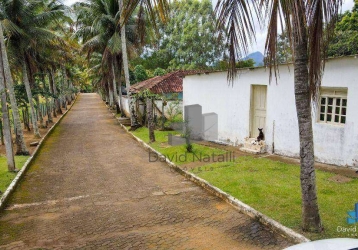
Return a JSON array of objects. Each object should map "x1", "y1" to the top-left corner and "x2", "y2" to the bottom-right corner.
[{"x1": 319, "y1": 88, "x2": 347, "y2": 124}]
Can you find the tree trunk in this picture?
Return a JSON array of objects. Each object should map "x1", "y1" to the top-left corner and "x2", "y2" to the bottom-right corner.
[
  {"x1": 147, "y1": 98, "x2": 155, "y2": 143},
  {"x1": 293, "y1": 5, "x2": 322, "y2": 233},
  {"x1": 46, "y1": 97, "x2": 53, "y2": 123},
  {"x1": 111, "y1": 58, "x2": 120, "y2": 114},
  {"x1": 108, "y1": 83, "x2": 114, "y2": 108},
  {"x1": 115, "y1": 57, "x2": 126, "y2": 117},
  {"x1": 119, "y1": 0, "x2": 138, "y2": 127},
  {"x1": 0, "y1": 120, "x2": 4, "y2": 145},
  {"x1": 0, "y1": 120, "x2": 3, "y2": 145},
  {"x1": 0, "y1": 24, "x2": 29, "y2": 155},
  {"x1": 62, "y1": 67, "x2": 69, "y2": 108},
  {"x1": 36, "y1": 96, "x2": 45, "y2": 128},
  {"x1": 50, "y1": 70, "x2": 62, "y2": 115},
  {"x1": 0, "y1": 55, "x2": 15, "y2": 171},
  {"x1": 25, "y1": 108, "x2": 31, "y2": 131},
  {"x1": 23, "y1": 59, "x2": 41, "y2": 138}
]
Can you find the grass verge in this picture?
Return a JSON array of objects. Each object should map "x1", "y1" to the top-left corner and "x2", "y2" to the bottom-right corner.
[
  {"x1": 128, "y1": 126, "x2": 358, "y2": 240},
  {"x1": 190, "y1": 156, "x2": 358, "y2": 240},
  {"x1": 131, "y1": 127, "x2": 227, "y2": 165},
  {"x1": 0, "y1": 156, "x2": 29, "y2": 194}
]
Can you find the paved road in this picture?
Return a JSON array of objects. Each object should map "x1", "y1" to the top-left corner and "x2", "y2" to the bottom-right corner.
[{"x1": 0, "y1": 94, "x2": 292, "y2": 249}]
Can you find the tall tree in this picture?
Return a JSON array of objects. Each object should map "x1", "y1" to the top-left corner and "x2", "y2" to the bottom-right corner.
[
  {"x1": 119, "y1": 0, "x2": 136, "y2": 126},
  {"x1": 2, "y1": 0, "x2": 69, "y2": 138},
  {"x1": 146, "y1": 97, "x2": 155, "y2": 143},
  {"x1": 75, "y1": 0, "x2": 140, "y2": 112},
  {"x1": 216, "y1": 0, "x2": 342, "y2": 232},
  {"x1": 0, "y1": 39, "x2": 15, "y2": 171},
  {"x1": 22, "y1": 59, "x2": 41, "y2": 138},
  {"x1": 132, "y1": 0, "x2": 226, "y2": 71},
  {"x1": 0, "y1": 22, "x2": 29, "y2": 154}
]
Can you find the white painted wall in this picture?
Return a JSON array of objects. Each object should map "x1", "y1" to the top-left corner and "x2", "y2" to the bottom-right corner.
[
  {"x1": 120, "y1": 96, "x2": 130, "y2": 116},
  {"x1": 183, "y1": 56, "x2": 358, "y2": 167}
]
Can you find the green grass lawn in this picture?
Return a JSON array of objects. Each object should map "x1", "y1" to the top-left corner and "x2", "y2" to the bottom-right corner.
[
  {"x1": 131, "y1": 127, "x2": 227, "y2": 165},
  {"x1": 190, "y1": 156, "x2": 358, "y2": 240},
  {"x1": 0, "y1": 156, "x2": 29, "y2": 194}
]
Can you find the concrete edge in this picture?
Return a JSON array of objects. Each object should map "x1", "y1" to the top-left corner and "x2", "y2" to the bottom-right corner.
[
  {"x1": 111, "y1": 112, "x2": 310, "y2": 245},
  {"x1": 0, "y1": 95, "x2": 79, "y2": 211}
]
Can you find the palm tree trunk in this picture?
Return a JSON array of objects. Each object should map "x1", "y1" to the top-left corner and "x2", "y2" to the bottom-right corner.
[
  {"x1": 115, "y1": 57, "x2": 125, "y2": 117},
  {"x1": 0, "y1": 23, "x2": 29, "y2": 155},
  {"x1": 0, "y1": 120, "x2": 4, "y2": 145},
  {"x1": 108, "y1": 83, "x2": 114, "y2": 108},
  {"x1": 119, "y1": 0, "x2": 138, "y2": 127},
  {"x1": 36, "y1": 96, "x2": 45, "y2": 128},
  {"x1": 61, "y1": 67, "x2": 68, "y2": 110},
  {"x1": 293, "y1": 6, "x2": 322, "y2": 232},
  {"x1": 111, "y1": 58, "x2": 120, "y2": 114},
  {"x1": 0, "y1": 55, "x2": 15, "y2": 171},
  {"x1": 147, "y1": 98, "x2": 155, "y2": 142},
  {"x1": 23, "y1": 60, "x2": 41, "y2": 138},
  {"x1": 49, "y1": 69, "x2": 62, "y2": 115},
  {"x1": 46, "y1": 97, "x2": 53, "y2": 123}
]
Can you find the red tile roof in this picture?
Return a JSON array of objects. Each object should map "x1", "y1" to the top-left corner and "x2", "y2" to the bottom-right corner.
[{"x1": 130, "y1": 70, "x2": 210, "y2": 94}]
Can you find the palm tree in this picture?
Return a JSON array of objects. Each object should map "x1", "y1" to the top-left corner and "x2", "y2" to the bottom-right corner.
[
  {"x1": 118, "y1": 0, "x2": 133, "y2": 121},
  {"x1": 0, "y1": 22, "x2": 29, "y2": 155},
  {"x1": 216, "y1": 0, "x2": 343, "y2": 232},
  {"x1": 0, "y1": 38, "x2": 15, "y2": 171},
  {"x1": 146, "y1": 96, "x2": 155, "y2": 143},
  {"x1": 75, "y1": 0, "x2": 143, "y2": 114},
  {"x1": 119, "y1": 0, "x2": 169, "y2": 128},
  {"x1": 75, "y1": 0, "x2": 120, "y2": 108},
  {"x1": 2, "y1": 0, "x2": 68, "y2": 138}
]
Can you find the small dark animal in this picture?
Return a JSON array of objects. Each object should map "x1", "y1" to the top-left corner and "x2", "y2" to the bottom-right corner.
[{"x1": 257, "y1": 128, "x2": 265, "y2": 142}]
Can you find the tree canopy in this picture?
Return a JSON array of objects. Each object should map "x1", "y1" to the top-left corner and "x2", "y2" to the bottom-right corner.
[
  {"x1": 132, "y1": 0, "x2": 226, "y2": 72},
  {"x1": 327, "y1": 1, "x2": 358, "y2": 57}
]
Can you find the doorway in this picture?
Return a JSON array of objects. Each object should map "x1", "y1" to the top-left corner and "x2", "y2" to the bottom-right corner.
[{"x1": 250, "y1": 85, "x2": 267, "y2": 138}]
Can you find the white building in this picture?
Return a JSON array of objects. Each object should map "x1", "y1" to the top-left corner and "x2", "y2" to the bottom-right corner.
[{"x1": 183, "y1": 56, "x2": 358, "y2": 167}]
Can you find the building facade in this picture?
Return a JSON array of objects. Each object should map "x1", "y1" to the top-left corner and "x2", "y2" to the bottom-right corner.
[{"x1": 183, "y1": 56, "x2": 358, "y2": 167}]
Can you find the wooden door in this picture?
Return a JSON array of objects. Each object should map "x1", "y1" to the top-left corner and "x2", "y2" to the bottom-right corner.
[{"x1": 250, "y1": 85, "x2": 267, "y2": 138}]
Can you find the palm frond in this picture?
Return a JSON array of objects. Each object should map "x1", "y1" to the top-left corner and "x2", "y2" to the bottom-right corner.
[
  {"x1": 1, "y1": 19, "x2": 26, "y2": 37},
  {"x1": 215, "y1": 0, "x2": 258, "y2": 82},
  {"x1": 306, "y1": 0, "x2": 342, "y2": 100}
]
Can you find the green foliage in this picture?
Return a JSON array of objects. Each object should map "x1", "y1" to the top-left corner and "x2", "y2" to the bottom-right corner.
[
  {"x1": 163, "y1": 99, "x2": 183, "y2": 128},
  {"x1": 131, "y1": 50, "x2": 172, "y2": 71},
  {"x1": 214, "y1": 59, "x2": 256, "y2": 70},
  {"x1": 166, "y1": 0, "x2": 226, "y2": 70},
  {"x1": 133, "y1": 65, "x2": 149, "y2": 83},
  {"x1": 133, "y1": 89, "x2": 158, "y2": 100},
  {"x1": 236, "y1": 59, "x2": 256, "y2": 68},
  {"x1": 328, "y1": 4, "x2": 358, "y2": 57},
  {"x1": 153, "y1": 68, "x2": 166, "y2": 76},
  {"x1": 132, "y1": 0, "x2": 226, "y2": 71},
  {"x1": 75, "y1": 0, "x2": 142, "y2": 90},
  {"x1": 263, "y1": 31, "x2": 292, "y2": 65},
  {"x1": 275, "y1": 32, "x2": 292, "y2": 63}
]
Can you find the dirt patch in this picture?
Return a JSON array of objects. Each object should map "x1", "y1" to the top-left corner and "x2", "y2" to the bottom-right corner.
[
  {"x1": 0, "y1": 101, "x2": 75, "y2": 156},
  {"x1": 328, "y1": 175, "x2": 352, "y2": 183}
]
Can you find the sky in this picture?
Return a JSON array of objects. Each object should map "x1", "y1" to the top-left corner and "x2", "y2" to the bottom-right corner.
[{"x1": 64, "y1": 0, "x2": 356, "y2": 54}]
